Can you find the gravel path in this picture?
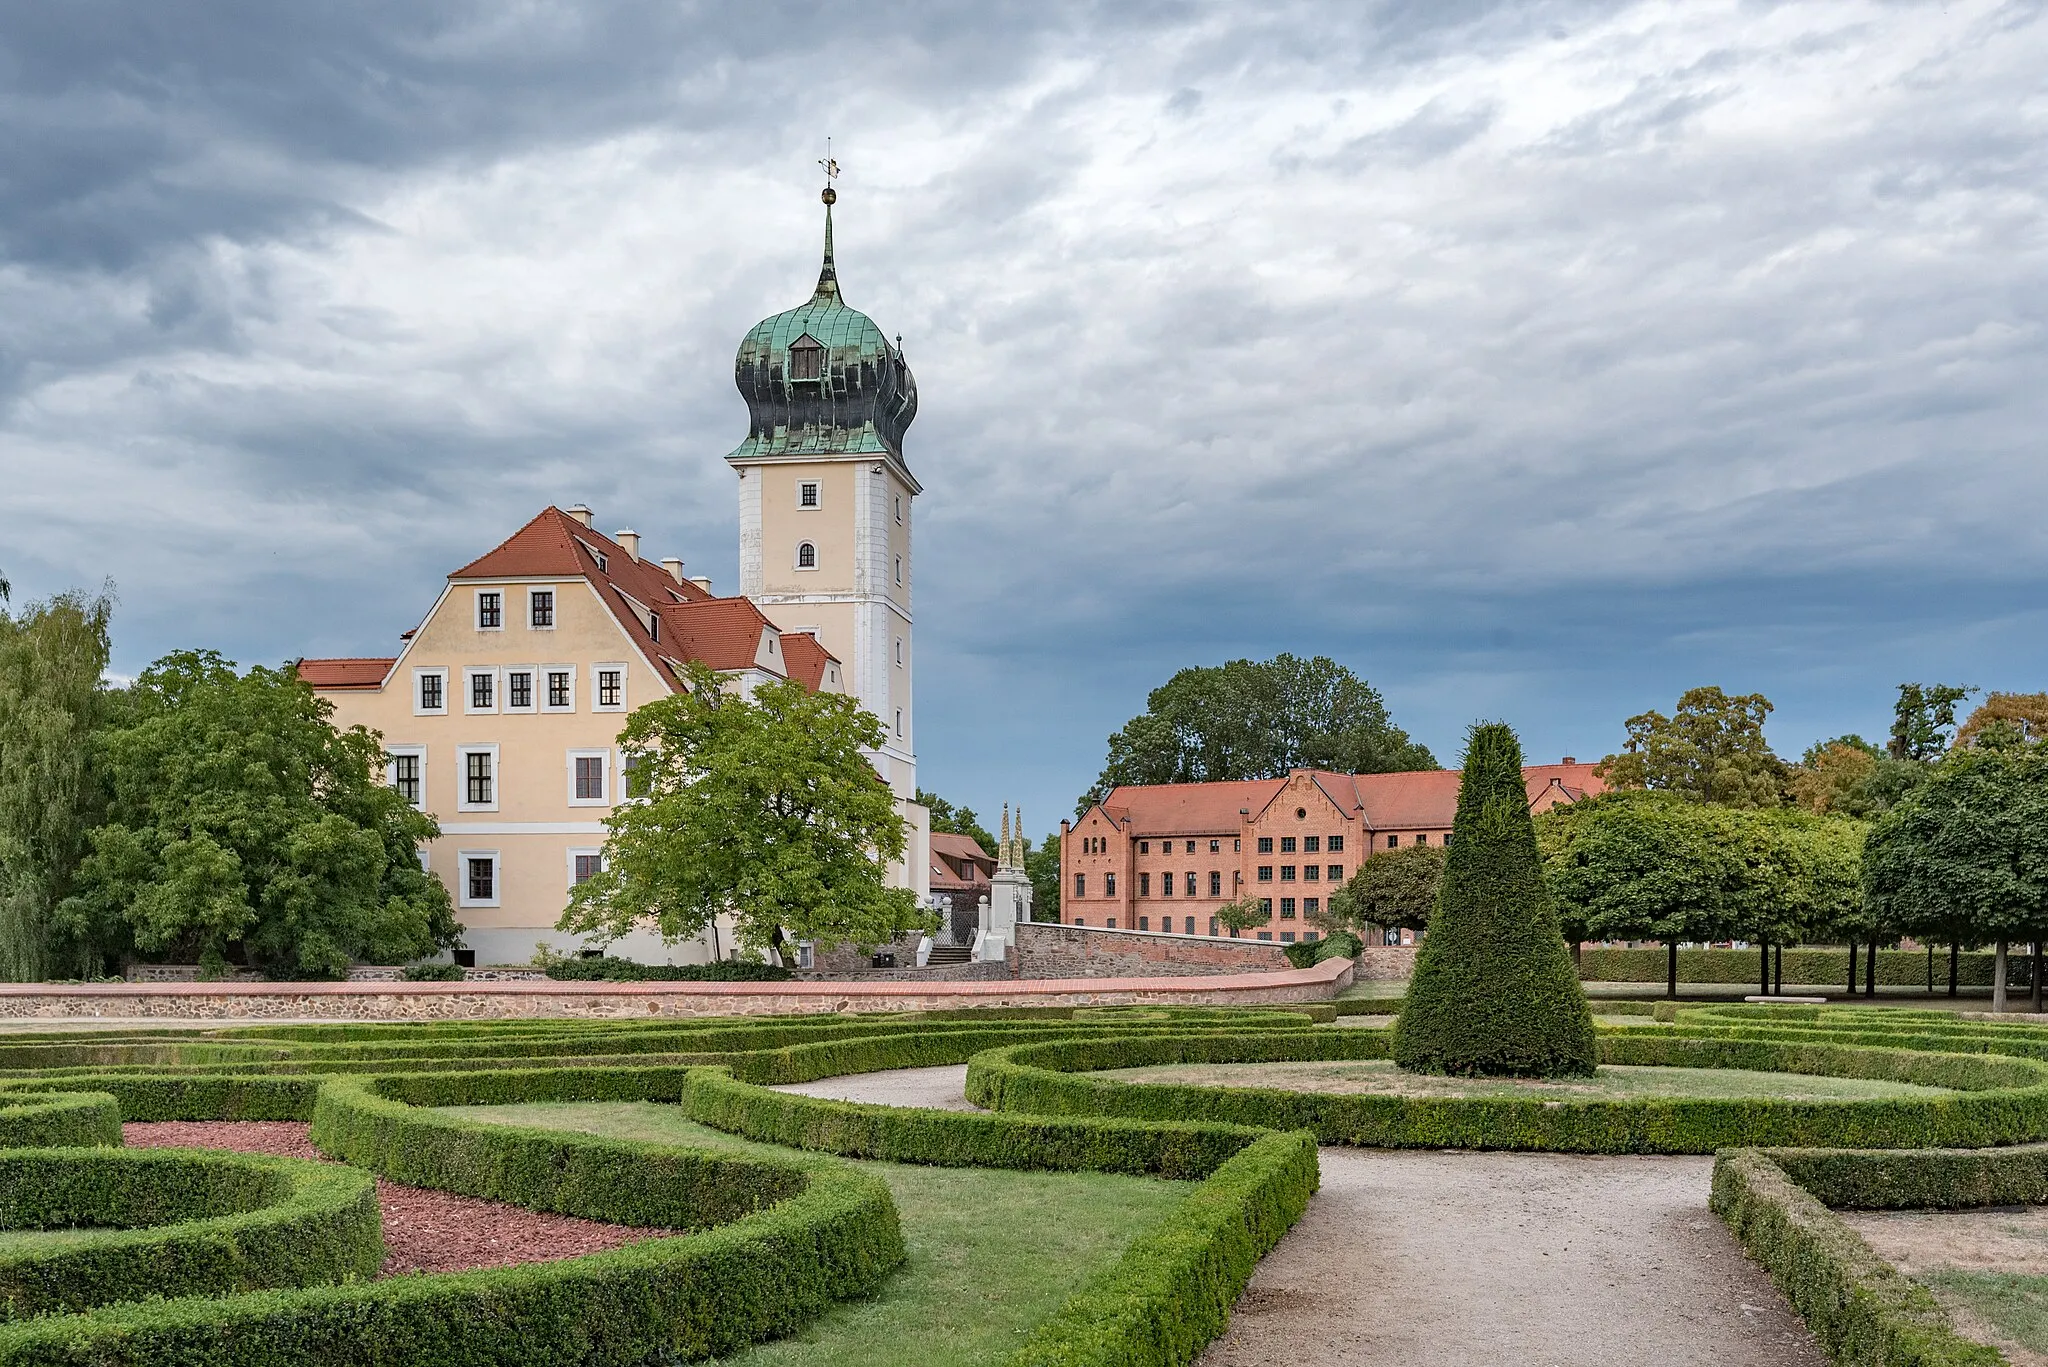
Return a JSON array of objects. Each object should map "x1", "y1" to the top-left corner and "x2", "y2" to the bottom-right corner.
[
  {"x1": 1199, "y1": 1149, "x2": 1824, "y2": 1367},
  {"x1": 769, "y1": 1063, "x2": 978, "y2": 1110},
  {"x1": 778, "y1": 1065, "x2": 1825, "y2": 1366},
  {"x1": 123, "y1": 1121, "x2": 662, "y2": 1276}
]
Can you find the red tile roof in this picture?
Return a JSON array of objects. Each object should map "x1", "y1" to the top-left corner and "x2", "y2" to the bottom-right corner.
[
  {"x1": 295, "y1": 658, "x2": 393, "y2": 689},
  {"x1": 652, "y1": 597, "x2": 776, "y2": 674},
  {"x1": 1088, "y1": 764, "x2": 1606, "y2": 836},
  {"x1": 930, "y1": 832, "x2": 994, "y2": 865},
  {"x1": 778, "y1": 632, "x2": 836, "y2": 692}
]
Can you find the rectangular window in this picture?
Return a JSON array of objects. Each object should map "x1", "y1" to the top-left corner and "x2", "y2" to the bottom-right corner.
[
  {"x1": 1105, "y1": 872, "x2": 1117, "y2": 896},
  {"x1": 1184, "y1": 916, "x2": 1195, "y2": 934},
  {"x1": 1139, "y1": 841, "x2": 1149, "y2": 854},
  {"x1": 1280, "y1": 836, "x2": 1296, "y2": 853},
  {"x1": 1303, "y1": 836, "x2": 1320, "y2": 853},
  {"x1": 529, "y1": 589, "x2": 555, "y2": 628},
  {"x1": 465, "y1": 751, "x2": 493, "y2": 807},
  {"x1": 1280, "y1": 898, "x2": 1296, "y2": 918},
  {"x1": 1161, "y1": 873, "x2": 1173, "y2": 898},
  {"x1": 1280, "y1": 931, "x2": 1295, "y2": 943},
  {"x1": 1328, "y1": 865, "x2": 1343, "y2": 881},
  {"x1": 1258, "y1": 931, "x2": 1272, "y2": 942},
  {"x1": 387, "y1": 750, "x2": 423, "y2": 807},
  {"x1": 1328, "y1": 835, "x2": 1344, "y2": 852},
  {"x1": 1259, "y1": 899, "x2": 1272, "y2": 916},
  {"x1": 1138, "y1": 916, "x2": 1149, "y2": 931},
  {"x1": 1184, "y1": 872, "x2": 1196, "y2": 896},
  {"x1": 1139, "y1": 872, "x2": 1151, "y2": 897},
  {"x1": 1304, "y1": 864, "x2": 1320, "y2": 881},
  {"x1": 1415, "y1": 832, "x2": 1428, "y2": 845},
  {"x1": 545, "y1": 669, "x2": 573, "y2": 711},
  {"x1": 1209, "y1": 917, "x2": 1219, "y2": 936},
  {"x1": 1209, "y1": 839, "x2": 1220, "y2": 853},
  {"x1": 894, "y1": 495, "x2": 902, "y2": 523},
  {"x1": 1387, "y1": 834, "x2": 1400, "y2": 849},
  {"x1": 466, "y1": 669, "x2": 496, "y2": 713},
  {"x1": 415, "y1": 669, "x2": 447, "y2": 715},
  {"x1": 1305, "y1": 898, "x2": 1320, "y2": 916},
  {"x1": 1234, "y1": 838, "x2": 1242, "y2": 852},
  {"x1": 621, "y1": 751, "x2": 647, "y2": 801},
  {"x1": 1074, "y1": 873, "x2": 1086, "y2": 897},
  {"x1": 1280, "y1": 865, "x2": 1297, "y2": 882},
  {"x1": 895, "y1": 556, "x2": 902, "y2": 585},
  {"x1": 570, "y1": 851, "x2": 604, "y2": 887},
  {"x1": 467, "y1": 857, "x2": 494, "y2": 902},
  {"x1": 507, "y1": 670, "x2": 534, "y2": 711},
  {"x1": 799, "y1": 481, "x2": 820, "y2": 508},
  {"x1": 458, "y1": 850, "x2": 500, "y2": 907},
  {"x1": 1257, "y1": 866, "x2": 1273, "y2": 883},
  {"x1": 594, "y1": 666, "x2": 625, "y2": 711},
  {"x1": 570, "y1": 752, "x2": 608, "y2": 805},
  {"x1": 1257, "y1": 837, "x2": 1273, "y2": 854},
  {"x1": 1108, "y1": 918, "x2": 1117, "y2": 929},
  {"x1": 476, "y1": 591, "x2": 502, "y2": 630},
  {"x1": 1208, "y1": 871, "x2": 1221, "y2": 896}
]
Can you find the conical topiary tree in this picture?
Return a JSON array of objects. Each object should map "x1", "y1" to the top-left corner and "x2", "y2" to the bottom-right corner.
[{"x1": 1393, "y1": 721, "x2": 1597, "y2": 1077}]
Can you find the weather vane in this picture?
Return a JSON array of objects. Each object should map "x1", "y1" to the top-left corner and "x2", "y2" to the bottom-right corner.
[{"x1": 819, "y1": 138, "x2": 839, "y2": 204}]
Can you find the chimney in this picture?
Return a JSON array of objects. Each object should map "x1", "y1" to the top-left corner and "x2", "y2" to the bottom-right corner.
[
  {"x1": 660, "y1": 557, "x2": 686, "y2": 584},
  {"x1": 566, "y1": 504, "x2": 594, "y2": 527},
  {"x1": 1561, "y1": 756, "x2": 1577, "y2": 766},
  {"x1": 614, "y1": 529, "x2": 639, "y2": 561},
  {"x1": 688, "y1": 575, "x2": 713, "y2": 594}
]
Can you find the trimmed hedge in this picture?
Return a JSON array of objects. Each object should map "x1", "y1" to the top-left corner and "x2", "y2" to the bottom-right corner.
[
  {"x1": 542, "y1": 957, "x2": 793, "y2": 982},
  {"x1": 0, "y1": 1148, "x2": 380, "y2": 1319},
  {"x1": 1582, "y1": 946, "x2": 2005, "y2": 988},
  {"x1": 1710, "y1": 1149, "x2": 2002, "y2": 1366},
  {"x1": 1283, "y1": 931, "x2": 1362, "y2": 969},
  {"x1": 0, "y1": 1094, "x2": 119, "y2": 1149},
  {"x1": 1004, "y1": 1131, "x2": 1319, "y2": 1367},
  {"x1": 968, "y1": 1030, "x2": 2048, "y2": 1154}
]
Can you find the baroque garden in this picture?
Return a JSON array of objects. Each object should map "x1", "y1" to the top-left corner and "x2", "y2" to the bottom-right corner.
[{"x1": 0, "y1": 723, "x2": 2042, "y2": 1366}]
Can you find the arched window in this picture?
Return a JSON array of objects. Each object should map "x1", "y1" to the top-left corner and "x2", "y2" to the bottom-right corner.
[
  {"x1": 789, "y1": 335, "x2": 824, "y2": 381},
  {"x1": 797, "y1": 542, "x2": 817, "y2": 569}
]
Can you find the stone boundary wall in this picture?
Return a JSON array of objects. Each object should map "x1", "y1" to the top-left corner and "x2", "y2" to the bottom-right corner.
[
  {"x1": 1009, "y1": 922, "x2": 1294, "y2": 979},
  {"x1": 1352, "y1": 945, "x2": 1417, "y2": 981},
  {"x1": 0, "y1": 957, "x2": 1353, "y2": 1021}
]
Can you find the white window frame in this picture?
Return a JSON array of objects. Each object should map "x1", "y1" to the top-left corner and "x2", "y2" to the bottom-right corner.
[
  {"x1": 456, "y1": 744, "x2": 499, "y2": 813},
  {"x1": 503, "y1": 665, "x2": 538, "y2": 715},
  {"x1": 567, "y1": 748, "x2": 611, "y2": 807},
  {"x1": 457, "y1": 849, "x2": 501, "y2": 908},
  {"x1": 592, "y1": 664, "x2": 627, "y2": 713},
  {"x1": 413, "y1": 667, "x2": 449, "y2": 717},
  {"x1": 463, "y1": 666, "x2": 500, "y2": 715},
  {"x1": 527, "y1": 587, "x2": 557, "y2": 631},
  {"x1": 385, "y1": 745, "x2": 427, "y2": 811},
  {"x1": 796, "y1": 479, "x2": 822, "y2": 510},
  {"x1": 618, "y1": 749, "x2": 646, "y2": 804},
  {"x1": 566, "y1": 847, "x2": 606, "y2": 891},
  {"x1": 794, "y1": 541, "x2": 819, "y2": 572},
  {"x1": 474, "y1": 588, "x2": 505, "y2": 632},
  {"x1": 541, "y1": 664, "x2": 576, "y2": 714}
]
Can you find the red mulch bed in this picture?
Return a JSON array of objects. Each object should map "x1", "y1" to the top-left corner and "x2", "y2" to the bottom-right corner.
[{"x1": 123, "y1": 1121, "x2": 665, "y2": 1276}]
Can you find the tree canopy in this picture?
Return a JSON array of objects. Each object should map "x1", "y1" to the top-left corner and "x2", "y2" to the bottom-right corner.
[
  {"x1": 1957, "y1": 693, "x2": 2048, "y2": 749},
  {"x1": 1327, "y1": 843, "x2": 1444, "y2": 935},
  {"x1": 57, "y1": 651, "x2": 457, "y2": 979},
  {"x1": 1083, "y1": 654, "x2": 1434, "y2": 811},
  {"x1": 1394, "y1": 722, "x2": 1595, "y2": 1078},
  {"x1": 1889, "y1": 683, "x2": 1975, "y2": 761},
  {"x1": 562, "y1": 664, "x2": 930, "y2": 957},
  {"x1": 1864, "y1": 743, "x2": 2048, "y2": 951},
  {"x1": 1595, "y1": 686, "x2": 1785, "y2": 808}
]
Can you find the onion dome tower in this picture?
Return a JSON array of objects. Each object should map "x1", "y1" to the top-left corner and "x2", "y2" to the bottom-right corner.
[{"x1": 727, "y1": 174, "x2": 923, "y2": 839}]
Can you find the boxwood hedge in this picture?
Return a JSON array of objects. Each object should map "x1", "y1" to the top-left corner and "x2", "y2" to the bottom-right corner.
[
  {"x1": 0, "y1": 1148, "x2": 379, "y2": 1319},
  {"x1": 0, "y1": 1094, "x2": 119, "y2": 1149}
]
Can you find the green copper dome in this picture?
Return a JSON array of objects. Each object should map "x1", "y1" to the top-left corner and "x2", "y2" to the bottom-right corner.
[{"x1": 729, "y1": 200, "x2": 918, "y2": 465}]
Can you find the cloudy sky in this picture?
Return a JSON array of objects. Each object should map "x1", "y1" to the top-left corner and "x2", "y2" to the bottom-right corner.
[{"x1": 2, "y1": 0, "x2": 2043, "y2": 838}]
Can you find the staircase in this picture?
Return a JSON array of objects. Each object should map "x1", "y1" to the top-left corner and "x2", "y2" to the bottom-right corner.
[{"x1": 925, "y1": 944, "x2": 974, "y2": 967}]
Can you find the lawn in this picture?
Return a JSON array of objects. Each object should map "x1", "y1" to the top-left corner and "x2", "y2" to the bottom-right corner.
[
  {"x1": 1090, "y1": 1059, "x2": 1949, "y2": 1101},
  {"x1": 444, "y1": 1102, "x2": 1189, "y2": 1367},
  {"x1": 1925, "y1": 1271, "x2": 2048, "y2": 1360}
]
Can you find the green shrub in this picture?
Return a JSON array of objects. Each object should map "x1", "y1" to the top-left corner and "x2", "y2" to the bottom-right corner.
[
  {"x1": 1003, "y1": 1131, "x2": 1319, "y2": 1367},
  {"x1": 542, "y1": 957, "x2": 793, "y2": 982},
  {"x1": 968, "y1": 1030, "x2": 2048, "y2": 1154},
  {"x1": 1283, "y1": 930, "x2": 1362, "y2": 969},
  {"x1": 1395, "y1": 723, "x2": 1596, "y2": 1077},
  {"x1": 0, "y1": 1093, "x2": 120, "y2": 1148},
  {"x1": 1710, "y1": 1149, "x2": 2002, "y2": 1366},
  {"x1": 399, "y1": 962, "x2": 466, "y2": 982},
  {"x1": 0, "y1": 1148, "x2": 379, "y2": 1319}
]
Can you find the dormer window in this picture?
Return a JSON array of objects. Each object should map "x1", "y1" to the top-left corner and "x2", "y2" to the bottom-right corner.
[{"x1": 789, "y1": 335, "x2": 824, "y2": 381}]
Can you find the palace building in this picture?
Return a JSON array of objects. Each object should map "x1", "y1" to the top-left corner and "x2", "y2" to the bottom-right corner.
[
  {"x1": 299, "y1": 183, "x2": 930, "y2": 964},
  {"x1": 1060, "y1": 762, "x2": 1603, "y2": 943}
]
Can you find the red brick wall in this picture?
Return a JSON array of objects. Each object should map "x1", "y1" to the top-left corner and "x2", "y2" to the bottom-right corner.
[{"x1": 1011, "y1": 922, "x2": 1293, "y2": 979}]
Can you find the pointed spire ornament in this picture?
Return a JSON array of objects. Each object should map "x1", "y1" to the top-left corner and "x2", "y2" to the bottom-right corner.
[
  {"x1": 814, "y1": 140, "x2": 841, "y2": 302},
  {"x1": 1000, "y1": 804, "x2": 1011, "y2": 865}
]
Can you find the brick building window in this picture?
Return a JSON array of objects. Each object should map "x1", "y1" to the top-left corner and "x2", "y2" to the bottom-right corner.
[
  {"x1": 1280, "y1": 898, "x2": 1296, "y2": 918},
  {"x1": 1280, "y1": 836, "x2": 1296, "y2": 853},
  {"x1": 1185, "y1": 840, "x2": 1195, "y2": 853},
  {"x1": 1160, "y1": 873, "x2": 1172, "y2": 897},
  {"x1": 1184, "y1": 916, "x2": 1195, "y2": 934},
  {"x1": 1280, "y1": 865, "x2": 1296, "y2": 881},
  {"x1": 1305, "y1": 898, "x2": 1319, "y2": 916},
  {"x1": 1259, "y1": 899, "x2": 1272, "y2": 917},
  {"x1": 1257, "y1": 866, "x2": 1273, "y2": 882},
  {"x1": 1209, "y1": 839, "x2": 1220, "y2": 853},
  {"x1": 1328, "y1": 865, "x2": 1343, "y2": 881},
  {"x1": 1139, "y1": 841, "x2": 1150, "y2": 854},
  {"x1": 1304, "y1": 864, "x2": 1319, "y2": 881},
  {"x1": 1257, "y1": 837, "x2": 1273, "y2": 854},
  {"x1": 1304, "y1": 836, "x2": 1319, "y2": 853},
  {"x1": 1139, "y1": 916, "x2": 1149, "y2": 931},
  {"x1": 1387, "y1": 834, "x2": 1400, "y2": 848},
  {"x1": 1328, "y1": 835, "x2": 1344, "y2": 852},
  {"x1": 1139, "y1": 873, "x2": 1150, "y2": 897},
  {"x1": 1074, "y1": 873, "x2": 1086, "y2": 897},
  {"x1": 1208, "y1": 917, "x2": 1219, "y2": 936},
  {"x1": 1105, "y1": 873, "x2": 1117, "y2": 896},
  {"x1": 1280, "y1": 931, "x2": 1295, "y2": 943},
  {"x1": 1415, "y1": 832, "x2": 1428, "y2": 845},
  {"x1": 1185, "y1": 872, "x2": 1196, "y2": 896},
  {"x1": 1208, "y1": 871, "x2": 1221, "y2": 896}
]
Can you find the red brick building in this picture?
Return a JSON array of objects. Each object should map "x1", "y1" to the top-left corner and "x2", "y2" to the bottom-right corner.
[{"x1": 1060, "y1": 762, "x2": 1602, "y2": 943}]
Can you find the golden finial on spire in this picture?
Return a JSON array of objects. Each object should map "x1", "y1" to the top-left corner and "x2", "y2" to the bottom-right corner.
[{"x1": 819, "y1": 137, "x2": 839, "y2": 206}]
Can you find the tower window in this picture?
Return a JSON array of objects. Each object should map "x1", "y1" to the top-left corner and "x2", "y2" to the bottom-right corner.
[
  {"x1": 797, "y1": 542, "x2": 817, "y2": 570},
  {"x1": 894, "y1": 496, "x2": 903, "y2": 524},
  {"x1": 789, "y1": 335, "x2": 824, "y2": 381},
  {"x1": 894, "y1": 555, "x2": 902, "y2": 585},
  {"x1": 798, "y1": 481, "x2": 820, "y2": 508}
]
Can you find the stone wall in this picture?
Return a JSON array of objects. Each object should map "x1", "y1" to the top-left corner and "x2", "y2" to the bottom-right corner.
[
  {"x1": 1008, "y1": 922, "x2": 1294, "y2": 979},
  {"x1": 1352, "y1": 945, "x2": 1417, "y2": 981}
]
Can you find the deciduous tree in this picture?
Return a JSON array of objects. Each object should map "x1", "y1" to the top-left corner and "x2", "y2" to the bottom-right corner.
[
  {"x1": 1888, "y1": 683, "x2": 1975, "y2": 761},
  {"x1": 1327, "y1": 843, "x2": 1444, "y2": 939},
  {"x1": 1216, "y1": 894, "x2": 1270, "y2": 935},
  {"x1": 1956, "y1": 693, "x2": 2048, "y2": 749},
  {"x1": 1595, "y1": 686, "x2": 1784, "y2": 808},
  {"x1": 1083, "y1": 654, "x2": 1434, "y2": 811},
  {"x1": 563, "y1": 663, "x2": 931, "y2": 957},
  {"x1": 1786, "y1": 736, "x2": 1883, "y2": 817},
  {"x1": 1395, "y1": 722, "x2": 1596, "y2": 1077},
  {"x1": 59, "y1": 650, "x2": 456, "y2": 979}
]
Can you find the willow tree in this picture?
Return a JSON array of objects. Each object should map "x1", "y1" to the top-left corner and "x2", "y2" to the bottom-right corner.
[{"x1": 1395, "y1": 722, "x2": 1596, "y2": 1077}]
